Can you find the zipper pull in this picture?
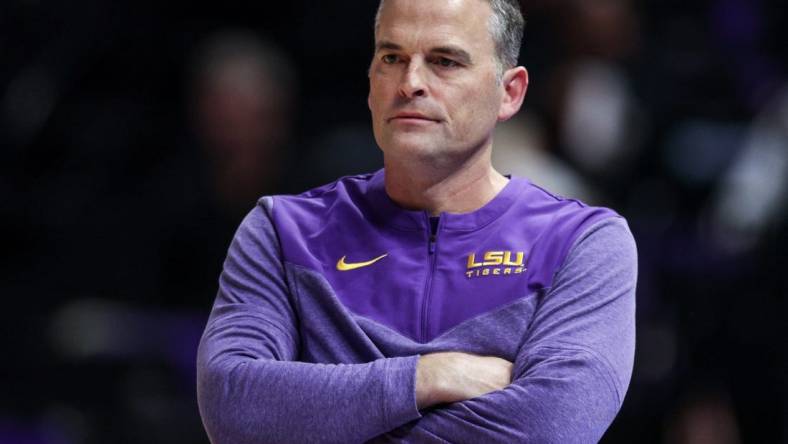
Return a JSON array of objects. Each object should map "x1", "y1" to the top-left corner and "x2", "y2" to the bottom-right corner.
[{"x1": 427, "y1": 215, "x2": 439, "y2": 254}]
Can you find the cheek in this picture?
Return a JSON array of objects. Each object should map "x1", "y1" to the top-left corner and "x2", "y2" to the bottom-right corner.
[
  {"x1": 368, "y1": 81, "x2": 389, "y2": 115},
  {"x1": 448, "y1": 89, "x2": 501, "y2": 135}
]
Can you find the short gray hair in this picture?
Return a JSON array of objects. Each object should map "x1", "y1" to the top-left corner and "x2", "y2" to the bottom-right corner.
[{"x1": 374, "y1": 0, "x2": 525, "y2": 72}]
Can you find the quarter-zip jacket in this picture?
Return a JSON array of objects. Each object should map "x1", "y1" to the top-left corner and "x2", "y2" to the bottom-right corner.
[{"x1": 197, "y1": 168, "x2": 637, "y2": 443}]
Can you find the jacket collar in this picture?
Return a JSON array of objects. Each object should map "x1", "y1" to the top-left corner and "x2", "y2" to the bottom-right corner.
[{"x1": 366, "y1": 168, "x2": 526, "y2": 232}]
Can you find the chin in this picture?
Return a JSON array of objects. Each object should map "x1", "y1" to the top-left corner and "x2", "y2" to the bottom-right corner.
[
  {"x1": 383, "y1": 135, "x2": 440, "y2": 157},
  {"x1": 388, "y1": 145, "x2": 468, "y2": 169}
]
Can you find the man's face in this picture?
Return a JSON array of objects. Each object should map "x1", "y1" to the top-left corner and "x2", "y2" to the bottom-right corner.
[{"x1": 368, "y1": 0, "x2": 506, "y2": 163}]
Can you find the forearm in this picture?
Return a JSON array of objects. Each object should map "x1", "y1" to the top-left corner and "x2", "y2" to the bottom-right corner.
[
  {"x1": 372, "y1": 346, "x2": 622, "y2": 443},
  {"x1": 415, "y1": 352, "x2": 513, "y2": 410},
  {"x1": 198, "y1": 339, "x2": 421, "y2": 444}
]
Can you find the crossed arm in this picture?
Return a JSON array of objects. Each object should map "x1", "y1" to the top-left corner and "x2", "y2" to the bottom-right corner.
[
  {"x1": 372, "y1": 216, "x2": 637, "y2": 443},
  {"x1": 196, "y1": 205, "x2": 636, "y2": 443}
]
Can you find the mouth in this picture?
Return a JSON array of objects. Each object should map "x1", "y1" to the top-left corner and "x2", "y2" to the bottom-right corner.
[{"x1": 388, "y1": 113, "x2": 440, "y2": 124}]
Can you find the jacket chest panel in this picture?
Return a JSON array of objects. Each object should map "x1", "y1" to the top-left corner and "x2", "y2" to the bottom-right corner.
[{"x1": 322, "y1": 228, "x2": 540, "y2": 343}]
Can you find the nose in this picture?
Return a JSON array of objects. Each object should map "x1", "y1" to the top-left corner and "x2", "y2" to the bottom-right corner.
[{"x1": 398, "y1": 60, "x2": 427, "y2": 99}]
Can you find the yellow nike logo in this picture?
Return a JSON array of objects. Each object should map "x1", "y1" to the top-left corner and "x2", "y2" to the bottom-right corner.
[{"x1": 336, "y1": 253, "x2": 388, "y2": 271}]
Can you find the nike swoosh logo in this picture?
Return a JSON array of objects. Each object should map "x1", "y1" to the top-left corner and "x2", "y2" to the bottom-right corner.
[{"x1": 336, "y1": 253, "x2": 388, "y2": 271}]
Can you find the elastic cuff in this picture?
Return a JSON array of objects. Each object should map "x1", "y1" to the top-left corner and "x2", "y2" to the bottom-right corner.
[{"x1": 383, "y1": 355, "x2": 423, "y2": 430}]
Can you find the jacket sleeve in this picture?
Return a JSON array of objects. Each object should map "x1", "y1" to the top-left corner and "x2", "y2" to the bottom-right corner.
[
  {"x1": 196, "y1": 202, "x2": 422, "y2": 444},
  {"x1": 369, "y1": 217, "x2": 637, "y2": 444}
]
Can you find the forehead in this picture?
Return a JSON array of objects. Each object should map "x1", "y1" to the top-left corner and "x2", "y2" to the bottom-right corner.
[{"x1": 375, "y1": 0, "x2": 495, "y2": 56}]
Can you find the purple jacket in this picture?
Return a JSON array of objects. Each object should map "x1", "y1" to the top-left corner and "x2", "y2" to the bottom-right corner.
[{"x1": 197, "y1": 169, "x2": 637, "y2": 443}]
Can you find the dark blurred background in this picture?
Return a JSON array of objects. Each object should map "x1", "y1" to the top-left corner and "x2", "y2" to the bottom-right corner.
[{"x1": 1, "y1": 0, "x2": 786, "y2": 442}]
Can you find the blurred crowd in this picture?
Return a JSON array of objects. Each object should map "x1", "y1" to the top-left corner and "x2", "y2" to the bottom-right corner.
[{"x1": 1, "y1": 0, "x2": 786, "y2": 443}]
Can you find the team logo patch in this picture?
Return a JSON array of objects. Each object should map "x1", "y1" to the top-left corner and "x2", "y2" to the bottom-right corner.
[{"x1": 465, "y1": 251, "x2": 526, "y2": 279}]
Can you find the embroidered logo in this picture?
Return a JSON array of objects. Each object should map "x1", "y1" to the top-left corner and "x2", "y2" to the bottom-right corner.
[
  {"x1": 336, "y1": 254, "x2": 388, "y2": 271},
  {"x1": 465, "y1": 250, "x2": 526, "y2": 278}
]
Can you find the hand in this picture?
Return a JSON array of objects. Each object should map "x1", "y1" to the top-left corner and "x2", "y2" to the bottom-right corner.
[{"x1": 415, "y1": 352, "x2": 513, "y2": 409}]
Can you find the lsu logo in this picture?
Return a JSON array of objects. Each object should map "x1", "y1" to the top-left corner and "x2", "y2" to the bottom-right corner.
[{"x1": 465, "y1": 250, "x2": 526, "y2": 279}]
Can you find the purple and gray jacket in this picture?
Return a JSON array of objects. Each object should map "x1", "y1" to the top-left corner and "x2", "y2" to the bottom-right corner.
[{"x1": 197, "y1": 169, "x2": 637, "y2": 443}]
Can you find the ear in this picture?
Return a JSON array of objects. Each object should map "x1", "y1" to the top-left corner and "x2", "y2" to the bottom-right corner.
[{"x1": 497, "y1": 66, "x2": 528, "y2": 122}]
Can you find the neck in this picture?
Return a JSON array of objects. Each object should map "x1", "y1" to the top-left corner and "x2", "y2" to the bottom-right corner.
[{"x1": 384, "y1": 145, "x2": 509, "y2": 216}]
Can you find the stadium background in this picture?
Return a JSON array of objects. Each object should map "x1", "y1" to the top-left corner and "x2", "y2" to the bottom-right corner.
[{"x1": 1, "y1": 0, "x2": 785, "y2": 442}]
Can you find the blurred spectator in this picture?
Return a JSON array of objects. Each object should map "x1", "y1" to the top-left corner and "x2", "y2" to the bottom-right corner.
[
  {"x1": 546, "y1": 0, "x2": 645, "y2": 191},
  {"x1": 151, "y1": 30, "x2": 299, "y2": 308},
  {"x1": 707, "y1": 85, "x2": 788, "y2": 254},
  {"x1": 492, "y1": 111, "x2": 600, "y2": 203},
  {"x1": 663, "y1": 386, "x2": 741, "y2": 444},
  {"x1": 188, "y1": 30, "x2": 297, "y2": 215}
]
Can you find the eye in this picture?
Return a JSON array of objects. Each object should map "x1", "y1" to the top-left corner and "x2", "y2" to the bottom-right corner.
[
  {"x1": 381, "y1": 54, "x2": 400, "y2": 64},
  {"x1": 433, "y1": 57, "x2": 460, "y2": 68}
]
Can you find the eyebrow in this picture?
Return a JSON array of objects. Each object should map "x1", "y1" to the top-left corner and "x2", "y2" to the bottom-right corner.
[
  {"x1": 375, "y1": 41, "x2": 403, "y2": 52},
  {"x1": 432, "y1": 46, "x2": 473, "y2": 65},
  {"x1": 375, "y1": 40, "x2": 474, "y2": 65}
]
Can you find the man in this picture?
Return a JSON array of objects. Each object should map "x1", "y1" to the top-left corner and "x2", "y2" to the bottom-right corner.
[{"x1": 196, "y1": 0, "x2": 637, "y2": 442}]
